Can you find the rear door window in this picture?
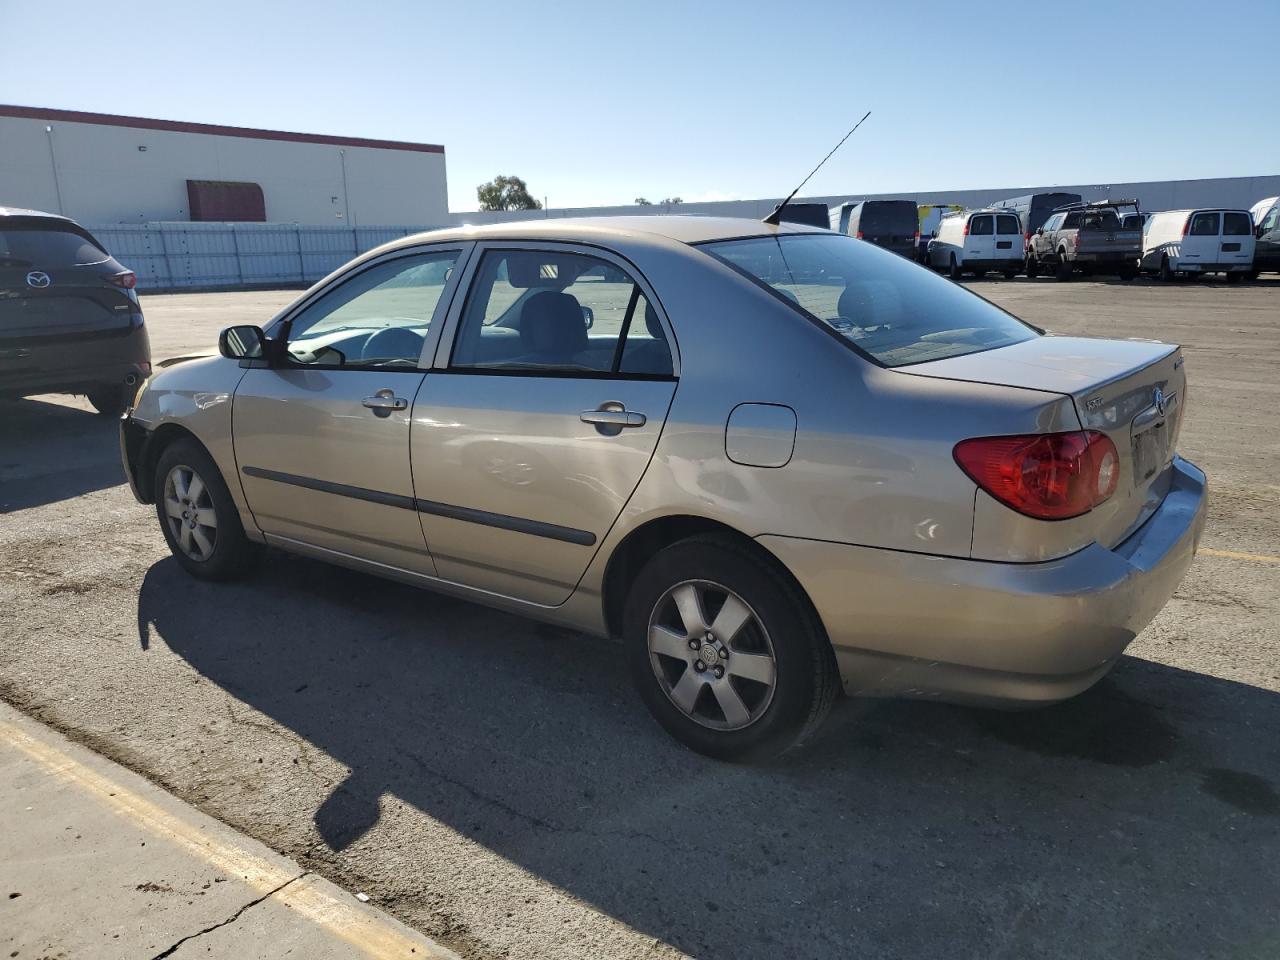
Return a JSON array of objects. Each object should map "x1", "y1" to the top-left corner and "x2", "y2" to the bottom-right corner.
[
  {"x1": 1189, "y1": 213, "x2": 1220, "y2": 236},
  {"x1": 968, "y1": 215, "x2": 994, "y2": 236},
  {"x1": 996, "y1": 215, "x2": 1021, "y2": 235},
  {"x1": 0, "y1": 227, "x2": 109, "y2": 267},
  {"x1": 1222, "y1": 212, "x2": 1251, "y2": 236}
]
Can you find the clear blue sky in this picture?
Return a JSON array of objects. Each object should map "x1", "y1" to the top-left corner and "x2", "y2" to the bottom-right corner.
[{"x1": 2, "y1": 0, "x2": 1275, "y2": 212}]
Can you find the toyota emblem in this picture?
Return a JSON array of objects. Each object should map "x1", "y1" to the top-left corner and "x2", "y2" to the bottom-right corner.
[
  {"x1": 25, "y1": 271, "x2": 51, "y2": 289},
  {"x1": 1153, "y1": 387, "x2": 1167, "y2": 417}
]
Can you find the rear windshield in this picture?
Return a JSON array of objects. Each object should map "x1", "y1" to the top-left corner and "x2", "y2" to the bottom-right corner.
[
  {"x1": 1079, "y1": 211, "x2": 1121, "y2": 231},
  {"x1": 1223, "y1": 212, "x2": 1252, "y2": 236},
  {"x1": 0, "y1": 226, "x2": 109, "y2": 267},
  {"x1": 996, "y1": 214, "x2": 1021, "y2": 235},
  {"x1": 702, "y1": 233, "x2": 1036, "y2": 368},
  {"x1": 854, "y1": 201, "x2": 917, "y2": 234}
]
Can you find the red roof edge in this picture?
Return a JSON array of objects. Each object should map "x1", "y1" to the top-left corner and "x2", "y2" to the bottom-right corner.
[{"x1": 0, "y1": 104, "x2": 444, "y2": 154}]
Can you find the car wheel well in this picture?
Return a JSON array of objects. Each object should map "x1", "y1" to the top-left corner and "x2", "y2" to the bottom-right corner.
[
  {"x1": 601, "y1": 515, "x2": 820, "y2": 642},
  {"x1": 138, "y1": 423, "x2": 205, "y2": 502}
]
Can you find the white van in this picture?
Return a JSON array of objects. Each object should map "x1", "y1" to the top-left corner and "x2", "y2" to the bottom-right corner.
[
  {"x1": 927, "y1": 208, "x2": 1024, "y2": 280},
  {"x1": 1140, "y1": 208, "x2": 1256, "y2": 282}
]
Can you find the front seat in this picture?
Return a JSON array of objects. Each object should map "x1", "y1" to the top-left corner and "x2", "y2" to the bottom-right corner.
[{"x1": 515, "y1": 290, "x2": 588, "y2": 366}]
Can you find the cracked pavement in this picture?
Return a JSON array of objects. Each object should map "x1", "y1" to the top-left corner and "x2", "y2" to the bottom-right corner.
[{"x1": 2, "y1": 279, "x2": 1279, "y2": 958}]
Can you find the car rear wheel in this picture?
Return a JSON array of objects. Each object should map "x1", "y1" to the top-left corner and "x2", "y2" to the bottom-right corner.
[
  {"x1": 1246, "y1": 268, "x2": 1261, "y2": 282},
  {"x1": 1002, "y1": 268, "x2": 1019, "y2": 280},
  {"x1": 1025, "y1": 254, "x2": 1040, "y2": 279},
  {"x1": 948, "y1": 254, "x2": 962, "y2": 281},
  {"x1": 1226, "y1": 272, "x2": 1242, "y2": 285},
  {"x1": 87, "y1": 384, "x2": 128, "y2": 417},
  {"x1": 1160, "y1": 256, "x2": 1175, "y2": 282},
  {"x1": 1119, "y1": 266, "x2": 1137, "y2": 281},
  {"x1": 154, "y1": 439, "x2": 261, "y2": 581},
  {"x1": 1055, "y1": 251, "x2": 1073, "y2": 281},
  {"x1": 624, "y1": 535, "x2": 839, "y2": 762}
]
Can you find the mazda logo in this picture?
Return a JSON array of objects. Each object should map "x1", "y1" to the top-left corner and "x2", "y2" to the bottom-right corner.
[{"x1": 25, "y1": 271, "x2": 51, "y2": 289}]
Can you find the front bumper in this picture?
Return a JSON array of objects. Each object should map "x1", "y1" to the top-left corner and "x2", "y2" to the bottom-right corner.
[
  {"x1": 760, "y1": 456, "x2": 1207, "y2": 706},
  {"x1": 120, "y1": 415, "x2": 152, "y2": 503}
]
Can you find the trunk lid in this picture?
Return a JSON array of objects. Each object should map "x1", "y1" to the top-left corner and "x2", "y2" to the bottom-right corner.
[
  {"x1": 1075, "y1": 227, "x2": 1143, "y2": 256},
  {"x1": 903, "y1": 335, "x2": 1186, "y2": 548}
]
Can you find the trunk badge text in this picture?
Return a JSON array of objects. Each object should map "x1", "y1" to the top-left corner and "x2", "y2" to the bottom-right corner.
[{"x1": 25, "y1": 271, "x2": 51, "y2": 288}]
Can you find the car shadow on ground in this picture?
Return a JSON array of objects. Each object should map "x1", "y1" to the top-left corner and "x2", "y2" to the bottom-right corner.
[
  {"x1": 0, "y1": 398, "x2": 123, "y2": 512},
  {"x1": 137, "y1": 553, "x2": 1280, "y2": 959}
]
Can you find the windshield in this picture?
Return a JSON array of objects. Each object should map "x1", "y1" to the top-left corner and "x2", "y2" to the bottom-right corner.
[{"x1": 702, "y1": 233, "x2": 1037, "y2": 367}]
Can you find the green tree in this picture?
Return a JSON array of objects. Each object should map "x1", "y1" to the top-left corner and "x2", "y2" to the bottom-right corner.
[
  {"x1": 634, "y1": 197, "x2": 652, "y2": 206},
  {"x1": 476, "y1": 175, "x2": 543, "y2": 212},
  {"x1": 661, "y1": 197, "x2": 683, "y2": 205}
]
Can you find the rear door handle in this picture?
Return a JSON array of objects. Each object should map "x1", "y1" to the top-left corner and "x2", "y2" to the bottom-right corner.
[
  {"x1": 580, "y1": 409, "x2": 646, "y2": 427},
  {"x1": 362, "y1": 390, "x2": 409, "y2": 417},
  {"x1": 581, "y1": 402, "x2": 646, "y2": 435}
]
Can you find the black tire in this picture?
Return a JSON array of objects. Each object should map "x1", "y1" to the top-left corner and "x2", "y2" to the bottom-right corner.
[
  {"x1": 154, "y1": 439, "x2": 261, "y2": 581},
  {"x1": 624, "y1": 535, "x2": 839, "y2": 762},
  {"x1": 948, "y1": 254, "x2": 962, "y2": 281},
  {"x1": 1226, "y1": 271, "x2": 1242, "y2": 285},
  {"x1": 1119, "y1": 267, "x2": 1137, "y2": 281},
  {"x1": 1025, "y1": 254, "x2": 1040, "y2": 279},
  {"x1": 87, "y1": 384, "x2": 128, "y2": 417},
  {"x1": 1003, "y1": 268, "x2": 1019, "y2": 280},
  {"x1": 1055, "y1": 251, "x2": 1073, "y2": 281},
  {"x1": 1160, "y1": 256, "x2": 1175, "y2": 282},
  {"x1": 1246, "y1": 268, "x2": 1261, "y2": 282}
]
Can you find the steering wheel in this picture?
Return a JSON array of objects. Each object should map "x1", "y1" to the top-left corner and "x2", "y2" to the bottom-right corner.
[{"x1": 361, "y1": 327, "x2": 425, "y2": 364}]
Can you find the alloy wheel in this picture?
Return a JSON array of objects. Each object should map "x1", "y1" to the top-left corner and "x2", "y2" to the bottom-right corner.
[
  {"x1": 647, "y1": 579, "x2": 778, "y2": 731},
  {"x1": 163, "y1": 464, "x2": 218, "y2": 562}
]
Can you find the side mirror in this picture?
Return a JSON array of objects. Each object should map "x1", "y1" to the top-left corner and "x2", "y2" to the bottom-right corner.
[
  {"x1": 1035, "y1": 227, "x2": 1044, "y2": 235},
  {"x1": 218, "y1": 325, "x2": 266, "y2": 360},
  {"x1": 581, "y1": 306, "x2": 594, "y2": 329}
]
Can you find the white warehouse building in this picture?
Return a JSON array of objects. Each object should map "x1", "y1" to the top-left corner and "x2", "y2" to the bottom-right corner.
[{"x1": 0, "y1": 104, "x2": 448, "y2": 226}]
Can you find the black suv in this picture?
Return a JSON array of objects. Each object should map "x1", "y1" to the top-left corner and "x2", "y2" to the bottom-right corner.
[{"x1": 1, "y1": 207, "x2": 150, "y2": 415}]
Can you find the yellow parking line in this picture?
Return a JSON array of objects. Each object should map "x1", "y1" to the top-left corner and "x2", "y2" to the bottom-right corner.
[
  {"x1": 1200, "y1": 547, "x2": 1280, "y2": 565},
  {"x1": 0, "y1": 718, "x2": 455, "y2": 959}
]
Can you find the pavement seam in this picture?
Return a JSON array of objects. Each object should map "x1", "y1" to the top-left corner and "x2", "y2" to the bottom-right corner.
[{"x1": 149, "y1": 872, "x2": 309, "y2": 959}]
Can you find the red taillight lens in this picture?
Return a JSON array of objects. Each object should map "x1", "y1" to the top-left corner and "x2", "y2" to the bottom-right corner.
[
  {"x1": 855, "y1": 230, "x2": 864, "y2": 240},
  {"x1": 110, "y1": 271, "x2": 137, "y2": 290},
  {"x1": 1181, "y1": 217, "x2": 1190, "y2": 237},
  {"x1": 962, "y1": 222, "x2": 970, "y2": 237},
  {"x1": 914, "y1": 230, "x2": 921, "y2": 241},
  {"x1": 954, "y1": 430, "x2": 1119, "y2": 520}
]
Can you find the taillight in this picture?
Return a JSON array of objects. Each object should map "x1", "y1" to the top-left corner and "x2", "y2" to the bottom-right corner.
[
  {"x1": 855, "y1": 230, "x2": 864, "y2": 240},
  {"x1": 110, "y1": 271, "x2": 137, "y2": 290},
  {"x1": 953, "y1": 430, "x2": 1119, "y2": 520},
  {"x1": 914, "y1": 230, "x2": 921, "y2": 241},
  {"x1": 962, "y1": 222, "x2": 970, "y2": 237},
  {"x1": 1024, "y1": 231, "x2": 1032, "y2": 242},
  {"x1": 1181, "y1": 217, "x2": 1190, "y2": 238}
]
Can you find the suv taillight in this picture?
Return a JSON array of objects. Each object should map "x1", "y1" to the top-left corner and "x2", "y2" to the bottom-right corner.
[
  {"x1": 855, "y1": 230, "x2": 864, "y2": 240},
  {"x1": 953, "y1": 431, "x2": 1119, "y2": 520},
  {"x1": 110, "y1": 271, "x2": 137, "y2": 290}
]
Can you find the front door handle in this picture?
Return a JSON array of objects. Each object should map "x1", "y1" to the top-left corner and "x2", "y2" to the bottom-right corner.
[
  {"x1": 581, "y1": 402, "x2": 646, "y2": 436},
  {"x1": 362, "y1": 389, "x2": 409, "y2": 417}
]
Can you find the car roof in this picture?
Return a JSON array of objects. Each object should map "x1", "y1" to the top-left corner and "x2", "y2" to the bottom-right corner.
[
  {"x1": 0, "y1": 205, "x2": 76, "y2": 223},
  {"x1": 387, "y1": 215, "x2": 827, "y2": 250}
]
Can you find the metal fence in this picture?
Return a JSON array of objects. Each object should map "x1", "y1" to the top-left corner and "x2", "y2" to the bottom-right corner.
[{"x1": 86, "y1": 222, "x2": 444, "y2": 292}]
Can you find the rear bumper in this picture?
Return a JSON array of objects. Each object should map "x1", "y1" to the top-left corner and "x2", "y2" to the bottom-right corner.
[
  {"x1": 760, "y1": 456, "x2": 1207, "y2": 706},
  {"x1": 0, "y1": 323, "x2": 150, "y2": 399},
  {"x1": 1074, "y1": 251, "x2": 1139, "y2": 264},
  {"x1": 961, "y1": 258, "x2": 1022, "y2": 270},
  {"x1": 1178, "y1": 262, "x2": 1251, "y2": 273}
]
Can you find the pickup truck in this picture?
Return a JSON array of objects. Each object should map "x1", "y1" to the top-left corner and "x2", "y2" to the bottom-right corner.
[{"x1": 1026, "y1": 200, "x2": 1142, "y2": 281}]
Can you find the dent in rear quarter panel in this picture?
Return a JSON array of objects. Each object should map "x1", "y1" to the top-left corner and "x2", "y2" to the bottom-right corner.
[{"x1": 131, "y1": 355, "x2": 254, "y2": 532}]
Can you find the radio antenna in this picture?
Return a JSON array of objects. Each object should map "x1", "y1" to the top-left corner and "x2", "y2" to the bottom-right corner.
[{"x1": 762, "y1": 111, "x2": 871, "y2": 226}]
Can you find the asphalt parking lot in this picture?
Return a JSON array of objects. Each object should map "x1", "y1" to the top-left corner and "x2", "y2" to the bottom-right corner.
[{"x1": 2, "y1": 276, "x2": 1278, "y2": 959}]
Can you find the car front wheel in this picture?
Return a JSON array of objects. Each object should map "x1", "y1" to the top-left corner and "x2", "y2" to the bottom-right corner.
[
  {"x1": 624, "y1": 536, "x2": 839, "y2": 761},
  {"x1": 154, "y1": 439, "x2": 261, "y2": 580}
]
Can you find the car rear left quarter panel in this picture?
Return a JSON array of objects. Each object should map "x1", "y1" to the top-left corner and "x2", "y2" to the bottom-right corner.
[
  {"x1": 129, "y1": 356, "x2": 255, "y2": 532},
  {"x1": 589, "y1": 243, "x2": 1077, "y2": 558}
]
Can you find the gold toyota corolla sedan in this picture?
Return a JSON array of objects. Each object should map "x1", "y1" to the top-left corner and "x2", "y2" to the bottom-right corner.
[{"x1": 121, "y1": 216, "x2": 1206, "y2": 760}]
